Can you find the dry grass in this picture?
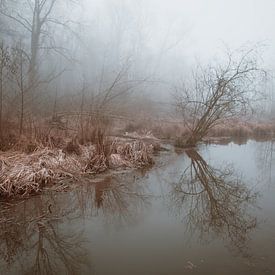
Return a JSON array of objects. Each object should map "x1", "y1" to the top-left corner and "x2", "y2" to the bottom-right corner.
[
  {"x1": 208, "y1": 121, "x2": 275, "y2": 139},
  {"x1": 2, "y1": 113, "x2": 274, "y2": 198},
  {"x1": 112, "y1": 140, "x2": 154, "y2": 167},
  {"x1": 0, "y1": 115, "x2": 161, "y2": 198},
  {"x1": 0, "y1": 147, "x2": 87, "y2": 197},
  {"x1": 0, "y1": 135, "x2": 158, "y2": 198},
  {"x1": 147, "y1": 119, "x2": 275, "y2": 147}
]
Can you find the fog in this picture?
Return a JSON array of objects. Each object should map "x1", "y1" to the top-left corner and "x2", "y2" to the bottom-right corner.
[
  {"x1": 77, "y1": 0, "x2": 275, "y2": 109},
  {"x1": 2, "y1": 2, "x2": 275, "y2": 274},
  {"x1": 81, "y1": 0, "x2": 275, "y2": 65},
  {"x1": 58, "y1": 0, "x2": 275, "y2": 100},
  {"x1": 0, "y1": 0, "x2": 275, "y2": 142}
]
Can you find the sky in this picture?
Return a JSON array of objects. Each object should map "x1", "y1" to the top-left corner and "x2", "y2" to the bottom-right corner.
[
  {"x1": 75, "y1": 0, "x2": 275, "y2": 101},
  {"x1": 79, "y1": 0, "x2": 275, "y2": 69},
  {"x1": 146, "y1": 0, "x2": 275, "y2": 66}
]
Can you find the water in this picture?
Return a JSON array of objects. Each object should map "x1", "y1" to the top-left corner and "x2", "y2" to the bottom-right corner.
[{"x1": 1, "y1": 140, "x2": 275, "y2": 275}]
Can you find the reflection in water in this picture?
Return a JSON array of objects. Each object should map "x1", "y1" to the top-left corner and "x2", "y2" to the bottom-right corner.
[
  {"x1": 26, "y1": 219, "x2": 87, "y2": 275},
  {"x1": 0, "y1": 144, "x2": 268, "y2": 274},
  {"x1": 170, "y1": 149, "x2": 257, "y2": 255},
  {"x1": 74, "y1": 174, "x2": 150, "y2": 227},
  {"x1": 0, "y1": 173, "x2": 150, "y2": 274},
  {"x1": 256, "y1": 141, "x2": 275, "y2": 183},
  {"x1": 0, "y1": 197, "x2": 89, "y2": 275}
]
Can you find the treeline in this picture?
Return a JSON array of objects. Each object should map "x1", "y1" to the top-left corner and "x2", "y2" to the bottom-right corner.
[
  {"x1": 0, "y1": 0, "x2": 160, "y2": 150},
  {"x1": 0, "y1": 0, "x2": 272, "y2": 151}
]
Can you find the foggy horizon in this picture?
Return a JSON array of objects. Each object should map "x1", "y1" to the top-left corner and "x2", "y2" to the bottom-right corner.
[{"x1": 1, "y1": 2, "x2": 275, "y2": 275}]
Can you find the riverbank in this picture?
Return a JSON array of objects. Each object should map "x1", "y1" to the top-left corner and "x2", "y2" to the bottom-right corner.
[
  {"x1": 0, "y1": 134, "x2": 161, "y2": 198},
  {"x1": 1, "y1": 119, "x2": 275, "y2": 199}
]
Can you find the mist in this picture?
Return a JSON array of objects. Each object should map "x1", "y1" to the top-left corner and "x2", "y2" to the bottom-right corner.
[
  {"x1": 2, "y1": 0, "x2": 275, "y2": 112},
  {"x1": 2, "y1": 2, "x2": 275, "y2": 274}
]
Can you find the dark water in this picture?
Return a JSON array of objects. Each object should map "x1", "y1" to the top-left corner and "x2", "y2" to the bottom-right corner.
[{"x1": 1, "y1": 141, "x2": 275, "y2": 275}]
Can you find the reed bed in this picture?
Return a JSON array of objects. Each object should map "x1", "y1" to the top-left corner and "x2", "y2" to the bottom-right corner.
[
  {"x1": 112, "y1": 140, "x2": 154, "y2": 167},
  {"x1": 144, "y1": 120, "x2": 275, "y2": 147},
  {"x1": 0, "y1": 137, "x2": 158, "y2": 198}
]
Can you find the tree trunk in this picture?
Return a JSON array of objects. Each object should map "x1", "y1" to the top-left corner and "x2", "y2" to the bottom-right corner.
[
  {"x1": 28, "y1": 0, "x2": 41, "y2": 100},
  {"x1": 19, "y1": 51, "x2": 24, "y2": 136},
  {"x1": 0, "y1": 50, "x2": 3, "y2": 139}
]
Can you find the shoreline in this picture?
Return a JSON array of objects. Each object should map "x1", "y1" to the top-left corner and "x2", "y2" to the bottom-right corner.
[
  {"x1": 1, "y1": 132, "x2": 274, "y2": 201},
  {"x1": 0, "y1": 135, "x2": 161, "y2": 199}
]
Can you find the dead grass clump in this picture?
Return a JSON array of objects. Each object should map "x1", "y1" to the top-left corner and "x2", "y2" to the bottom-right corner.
[
  {"x1": 64, "y1": 139, "x2": 81, "y2": 155},
  {"x1": 24, "y1": 142, "x2": 38, "y2": 154},
  {"x1": 124, "y1": 130, "x2": 158, "y2": 140},
  {"x1": 85, "y1": 138, "x2": 155, "y2": 173},
  {"x1": 84, "y1": 127, "x2": 113, "y2": 174},
  {"x1": 0, "y1": 138, "x2": 156, "y2": 198},
  {"x1": 47, "y1": 136, "x2": 67, "y2": 148},
  {"x1": 121, "y1": 131, "x2": 162, "y2": 153},
  {"x1": 0, "y1": 133, "x2": 18, "y2": 151},
  {"x1": 12, "y1": 137, "x2": 41, "y2": 154},
  {"x1": 0, "y1": 158, "x2": 51, "y2": 197},
  {"x1": 108, "y1": 153, "x2": 130, "y2": 168},
  {"x1": 77, "y1": 115, "x2": 111, "y2": 145},
  {"x1": 114, "y1": 140, "x2": 154, "y2": 167},
  {"x1": 85, "y1": 153, "x2": 109, "y2": 174},
  {"x1": 0, "y1": 148, "x2": 89, "y2": 198},
  {"x1": 0, "y1": 121, "x2": 158, "y2": 198}
]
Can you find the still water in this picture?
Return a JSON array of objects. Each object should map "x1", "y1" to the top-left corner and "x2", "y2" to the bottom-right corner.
[{"x1": 0, "y1": 141, "x2": 275, "y2": 275}]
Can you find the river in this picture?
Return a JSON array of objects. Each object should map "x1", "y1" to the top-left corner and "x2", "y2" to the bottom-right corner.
[{"x1": 0, "y1": 140, "x2": 275, "y2": 274}]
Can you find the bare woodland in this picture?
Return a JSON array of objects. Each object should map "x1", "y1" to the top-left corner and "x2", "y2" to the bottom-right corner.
[{"x1": 0, "y1": 0, "x2": 274, "y2": 198}]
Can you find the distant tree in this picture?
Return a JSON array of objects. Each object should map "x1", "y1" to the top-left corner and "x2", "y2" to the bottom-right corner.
[
  {"x1": 0, "y1": 0, "x2": 79, "y2": 98},
  {"x1": 9, "y1": 44, "x2": 29, "y2": 136},
  {"x1": 0, "y1": 41, "x2": 10, "y2": 139}
]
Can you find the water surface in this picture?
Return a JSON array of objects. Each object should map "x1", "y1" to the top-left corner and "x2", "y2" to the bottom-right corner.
[{"x1": 1, "y1": 141, "x2": 275, "y2": 275}]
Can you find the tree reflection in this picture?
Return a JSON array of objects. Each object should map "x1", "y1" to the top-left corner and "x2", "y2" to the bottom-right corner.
[
  {"x1": 0, "y1": 172, "x2": 150, "y2": 274},
  {"x1": 73, "y1": 174, "x2": 150, "y2": 227},
  {"x1": 0, "y1": 197, "x2": 89, "y2": 275},
  {"x1": 170, "y1": 149, "x2": 257, "y2": 254},
  {"x1": 256, "y1": 140, "x2": 275, "y2": 184},
  {"x1": 26, "y1": 220, "x2": 87, "y2": 275}
]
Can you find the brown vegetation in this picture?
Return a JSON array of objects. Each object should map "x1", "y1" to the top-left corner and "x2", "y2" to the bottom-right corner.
[
  {"x1": 123, "y1": 118, "x2": 275, "y2": 148},
  {"x1": 0, "y1": 126, "x2": 158, "y2": 198},
  {"x1": 0, "y1": 7, "x2": 273, "y2": 201}
]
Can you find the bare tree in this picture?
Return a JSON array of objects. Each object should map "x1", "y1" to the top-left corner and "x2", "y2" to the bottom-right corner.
[
  {"x1": 175, "y1": 48, "x2": 266, "y2": 146},
  {"x1": 9, "y1": 44, "x2": 29, "y2": 136},
  {"x1": 0, "y1": 0, "x2": 79, "y2": 97},
  {"x1": 0, "y1": 42, "x2": 10, "y2": 139}
]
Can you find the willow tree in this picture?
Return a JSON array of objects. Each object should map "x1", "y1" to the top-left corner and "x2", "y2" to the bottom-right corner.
[{"x1": 175, "y1": 48, "x2": 265, "y2": 147}]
